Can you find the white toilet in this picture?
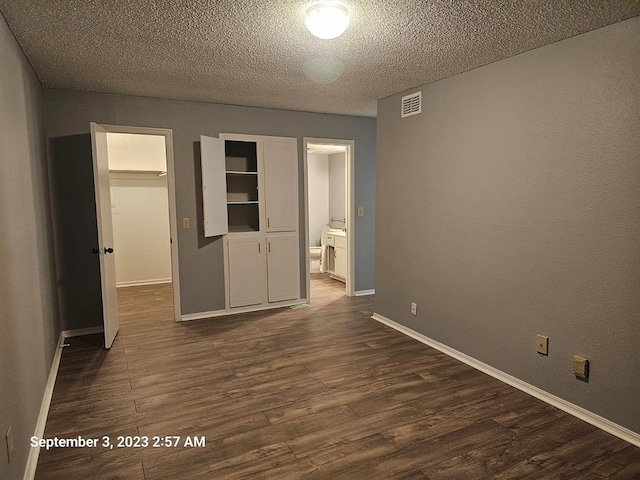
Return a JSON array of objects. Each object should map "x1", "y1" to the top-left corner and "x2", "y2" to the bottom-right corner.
[{"x1": 309, "y1": 246, "x2": 322, "y2": 274}]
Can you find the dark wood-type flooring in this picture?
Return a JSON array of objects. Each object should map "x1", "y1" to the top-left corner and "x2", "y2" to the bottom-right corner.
[{"x1": 36, "y1": 275, "x2": 640, "y2": 479}]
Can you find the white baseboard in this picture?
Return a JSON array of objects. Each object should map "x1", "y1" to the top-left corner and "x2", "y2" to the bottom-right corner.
[
  {"x1": 23, "y1": 333, "x2": 64, "y2": 480},
  {"x1": 181, "y1": 299, "x2": 305, "y2": 322},
  {"x1": 371, "y1": 312, "x2": 640, "y2": 448},
  {"x1": 355, "y1": 289, "x2": 375, "y2": 296},
  {"x1": 61, "y1": 326, "x2": 104, "y2": 339},
  {"x1": 116, "y1": 278, "x2": 172, "y2": 288},
  {"x1": 180, "y1": 309, "x2": 228, "y2": 322}
]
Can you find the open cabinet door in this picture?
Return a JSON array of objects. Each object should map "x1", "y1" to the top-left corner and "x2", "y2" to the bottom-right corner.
[
  {"x1": 201, "y1": 135, "x2": 228, "y2": 237},
  {"x1": 90, "y1": 122, "x2": 119, "y2": 348}
]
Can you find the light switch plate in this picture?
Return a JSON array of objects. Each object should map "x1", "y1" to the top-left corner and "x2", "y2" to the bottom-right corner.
[
  {"x1": 357, "y1": 206, "x2": 364, "y2": 217},
  {"x1": 536, "y1": 334, "x2": 548, "y2": 355},
  {"x1": 182, "y1": 217, "x2": 190, "y2": 229}
]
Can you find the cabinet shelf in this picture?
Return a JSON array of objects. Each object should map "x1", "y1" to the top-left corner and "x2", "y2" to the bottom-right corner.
[
  {"x1": 227, "y1": 202, "x2": 259, "y2": 233},
  {"x1": 228, "y1": 225, "x2": 259, "y2": 233},
  {"x1": 225, "y1": 141, "x2": 258, "y2": 173},
  {"x1": 226, "y1": 171, "x2": 258, "y2": 175}
]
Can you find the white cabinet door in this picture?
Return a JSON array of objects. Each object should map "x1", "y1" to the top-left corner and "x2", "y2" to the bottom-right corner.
[
  {"x1": 266, "y1": 232, "x2": 300, "y2": 303},
  {"x1": 227, "y1": 236, "x2": 266, "y2": 308},
  {"x1": 201, "y1": 136, "x2": 228, "y2": 237},
  {"x1": 334, "y1": 246, "x2": 347, "y2": 280},
  {"x1": 263, "y1": 139, "x2": 298, "y2": 232}
]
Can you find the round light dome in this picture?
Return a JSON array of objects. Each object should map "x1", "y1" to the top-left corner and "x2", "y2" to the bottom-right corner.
[{"x1": 305, "y1": 4, "x2": 350, "y2": 40}]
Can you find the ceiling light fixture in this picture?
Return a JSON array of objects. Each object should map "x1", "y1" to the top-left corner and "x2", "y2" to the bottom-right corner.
[{"x1": 305, "y1": 3, "x2": 350, "y2": 40}]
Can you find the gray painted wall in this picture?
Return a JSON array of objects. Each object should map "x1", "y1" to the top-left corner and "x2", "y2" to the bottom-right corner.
[
  {"x1": 0, "y1": 15, "x2": 59, "y2": 480},
  {"x1": 376, "y1": 17, "x2": 640, "y2": 434},
  {"x1": 44, "y1": 90, "x2": 376, "y2": 323}
]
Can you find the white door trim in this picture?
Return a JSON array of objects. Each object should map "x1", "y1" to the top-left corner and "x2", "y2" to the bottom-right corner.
[
  {"x1": 92, "y1": 124, "x2": 182, "y2": 322},
  {"x1": 303, "y1": 137, "x2": 355, "y2": 299}
]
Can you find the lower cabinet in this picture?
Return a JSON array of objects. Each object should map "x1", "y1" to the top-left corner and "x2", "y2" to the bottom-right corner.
[
  {"x1": 333, "y1": 246, "x2": 347, "y2": 280},
  {"x1": 325, "y1": 233, "x2": 347, "y2": 282},
  {"x1": 227, "y1": 236, "x2": 266, "y2": 308},
  {"x1": 226, "y1": 232, "x2": 299, "y2": 310},
  {"x1": 266, "y1": 232, "x2": 300, "y2": 303}
]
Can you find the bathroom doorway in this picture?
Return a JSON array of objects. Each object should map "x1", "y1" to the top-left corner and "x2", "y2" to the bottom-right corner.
[{"x1": 303, "y1": 138, "x2": 355, "y2": 301}]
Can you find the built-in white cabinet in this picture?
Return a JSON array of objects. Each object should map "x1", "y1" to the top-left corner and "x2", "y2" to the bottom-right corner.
[{"x1": 202, "y1": 133, "x2": 300, "y2": 314}]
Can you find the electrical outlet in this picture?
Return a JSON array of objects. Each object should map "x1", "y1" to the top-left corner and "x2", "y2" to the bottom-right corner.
[
  {"x1": 572, "y1": 355, "x2": 589, "y2": 380},
  {"x1": 536, "y1": 334, "x2": 548, "y2": 355},
  {"x1": 6, "y1": 426, "x2": 14, "y2": 463},
  {"x1": 410, "y1": 302, "x2": 417, "y2": 316}
]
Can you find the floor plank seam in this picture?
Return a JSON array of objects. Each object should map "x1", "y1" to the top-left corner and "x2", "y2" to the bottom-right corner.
[
  {"x1": 141, "y1": 459, "x2": 149, "y2": 480},
  {"x1": 283, "y1": 440, "x2": 300, "y2": 460}
]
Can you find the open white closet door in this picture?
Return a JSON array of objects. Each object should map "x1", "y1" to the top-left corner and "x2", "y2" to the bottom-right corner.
[
  {"x1": 201, "y1": 135, "x2": 228, "y2": 237},
  {"x1": 90, "y1": 122, "x2": 119, "y2": 348}
]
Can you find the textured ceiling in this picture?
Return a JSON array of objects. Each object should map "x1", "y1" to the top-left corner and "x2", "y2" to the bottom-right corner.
[{"x1": 1, "y1": 1, "x2": 639, "y2": 117}]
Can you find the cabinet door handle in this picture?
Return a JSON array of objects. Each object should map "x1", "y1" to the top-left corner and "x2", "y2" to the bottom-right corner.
[
  {"x1": 267, "y1": 217, "x2": 270, "y2": 228},
  {"x1": 268, "y1": 242, "x2": 271, "y2": 253},
  {"x1": 258, "y1": 243, "x2": 261, "y2": 253}
]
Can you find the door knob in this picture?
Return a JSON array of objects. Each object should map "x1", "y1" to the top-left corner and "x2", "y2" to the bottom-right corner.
[{"x1": 104, "y1": 247, "x2": 114, "y2": 254}]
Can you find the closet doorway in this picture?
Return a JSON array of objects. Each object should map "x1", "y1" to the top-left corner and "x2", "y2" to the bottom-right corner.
[
  {"x1": 303, "y1": 138, "x2": 355, "y2": 301},
  {"x1": 91, "y1": 124, "x2": 180, "y2": 347}
]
